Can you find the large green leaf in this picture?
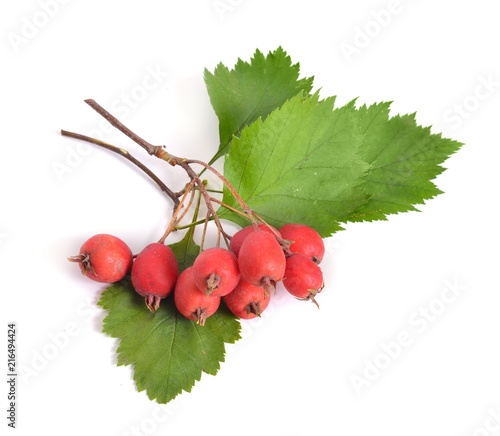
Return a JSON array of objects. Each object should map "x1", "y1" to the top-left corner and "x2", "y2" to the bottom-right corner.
[
  {"x1": 204, "y1": 46, "x2": 314, "y2": 163},
  {"x1": 98, "y1": 280, "x2": 241, "y2": 404},
  {"x1": 220, "y1": 94, "x2": 462, "y2": 237},
  {"x1": 220, "y1": 93, "x2": 370, "y2": 236}
]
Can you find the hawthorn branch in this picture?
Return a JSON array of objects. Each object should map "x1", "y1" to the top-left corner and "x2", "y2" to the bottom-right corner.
[
  {"x1": 76, "y1": 99, "x2": 251, "y2": 244},
  {"x1": 84, "y1": 99, "x2": 174, "y2": 163},
  {"x1": 60, "y1": 129, "x2": 179, "y2": 209},
  {"x1": 158, "y1": 179, "x2": 196, "y2": 244}
]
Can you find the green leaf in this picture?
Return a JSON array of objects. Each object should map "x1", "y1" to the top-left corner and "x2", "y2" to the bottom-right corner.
[
  {"x1": 346, "y1": 102, "x2": 463, "y2": 222},
  {"x1": 98, "y1": 280, "x2": 241, "y2": 404},
  {"x1": 220, "y1": 95, "x2": 462, "y2": 237},
  {"x1": 219, "y1": 93, "x2": 370, "y2": 237},
  {"x1": 168, "y1": 226, "x2": 200, "y2": 273},
  {"x1": 204, "y1": 46, "x2": 314, "y2": 163}
]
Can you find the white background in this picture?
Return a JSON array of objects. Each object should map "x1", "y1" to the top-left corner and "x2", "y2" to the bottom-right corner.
[{"x1": 1, "y1": 1, "x2": 499, "y2": 435}]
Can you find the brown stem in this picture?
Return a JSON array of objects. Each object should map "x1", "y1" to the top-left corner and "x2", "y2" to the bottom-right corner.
[
  {"x1": 60, "y1": 129, "x2": 179, "y2": 209},
  {"x1": 248, "y1": 210, "x2": 283, "y2": 240},
  {"x1": 209, "y1": 197, "x2": 250, "y2": 221},
  {"x1": 174, "y1": 182, "x2": 194, "y2": 198},
  {"x1": 173, "y1": 182, "x2": 196, "y2": 226},
  {"x1": 84, "y1": 99, "x2": 174, "y2": 162},
  {"x1": 216, "y1": 227, "x2": 221, "y2": 247},
  {"x1": 190, "y1": 190, "x2": 203, "y2": 236},
  {"x1": 158, "y1": 179, "x2": 196, "y2": 244},
  {"x1": 185, "y1": 159, "x2": 255, "y2": 222},
  {"x1": 200, "y1": 210, "x2": 210, "y2": 253},
  {"x1": 176, "y1": 161, "x2": 230, "y2": 247}
]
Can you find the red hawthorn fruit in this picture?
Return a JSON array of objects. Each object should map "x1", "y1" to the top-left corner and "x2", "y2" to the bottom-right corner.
[
  {"x1": 68, "y1": 234, "x2": 133, "y2": 283},
  {"x1": 192, "y1": 247, "x2": 240, "y2": 297},
  {"x1": 229, "y1": 224, "x2": 281, "y2": 257},
  {"x1": 283, "y1": 253, "x2": 324, "y2": 308},
  {"x1": 279, "y1": 223, "x2": 325, "y2": 264},
  {"x1": 131, "y1": 243, "x2": 178, "y2": 312},
  {"x1": 238, "y1": 230, "x2": 286, "y2": 295},
  {"x1": 223, "y1": 277, "x2": 270, "y2": 319},
  {"x1": 174, "y1": 267, "x2": 221, "y2": 326}
]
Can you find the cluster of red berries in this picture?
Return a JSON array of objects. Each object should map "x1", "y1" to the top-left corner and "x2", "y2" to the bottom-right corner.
[{"x1": 69, "y1": 223, "x2": 325, "y2": 325}]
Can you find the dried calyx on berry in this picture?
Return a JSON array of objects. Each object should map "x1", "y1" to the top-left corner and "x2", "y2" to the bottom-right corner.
[
  {"x1": 192, "y1": 247, "x2": 240, "y2": 297},
  {"x1": 223, "y1": 276, "x2": 270, "y2": 319}
]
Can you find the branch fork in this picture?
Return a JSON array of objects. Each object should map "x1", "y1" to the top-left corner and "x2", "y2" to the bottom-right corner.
[{"x1": 61, "y1": 99, "x2": 269, "y2": 247}]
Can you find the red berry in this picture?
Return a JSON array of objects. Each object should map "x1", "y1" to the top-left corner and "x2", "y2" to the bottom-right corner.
[
  {"x1": 68, "y1": 234, "x2": 133, "y2": 283},
  {"x1": 283, "y1": 253, "x2": 324, "y2": 308},
  {"x1": 279, "y1": 223, "x2": 325, "y2": 264},
  {"x1": 230, "y1": 224, "x2": 281, "y2": 257},
  {"x1": 192, "y1": 247, "x2": 240, "y2": 297},
  {"x1": 174, "y1": 267, "x2": 220, "y2": 326},
  {"x1": 238, "y1": 231, "x2": 286, "y2": 295},
  {"x1": 131, "y1": 243, "x2": 178, "y2": 312},
  {"x1": 223, "y1": 277, "x2": 270, "y2": 319}
]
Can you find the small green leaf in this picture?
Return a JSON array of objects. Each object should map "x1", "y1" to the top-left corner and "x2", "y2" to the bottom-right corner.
[
  {"x1": 204, "y1": 46, "x2": 314, "y2": 163},
  {"x1": 168, "y1": 226, "x2": 200, "y2": 273},
  {"x1": 98, "y1": 280, "x2": 241, "y2": 404},
  {"x1": 220, "y1": 93, "x2": 370, "y2": 236}
]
